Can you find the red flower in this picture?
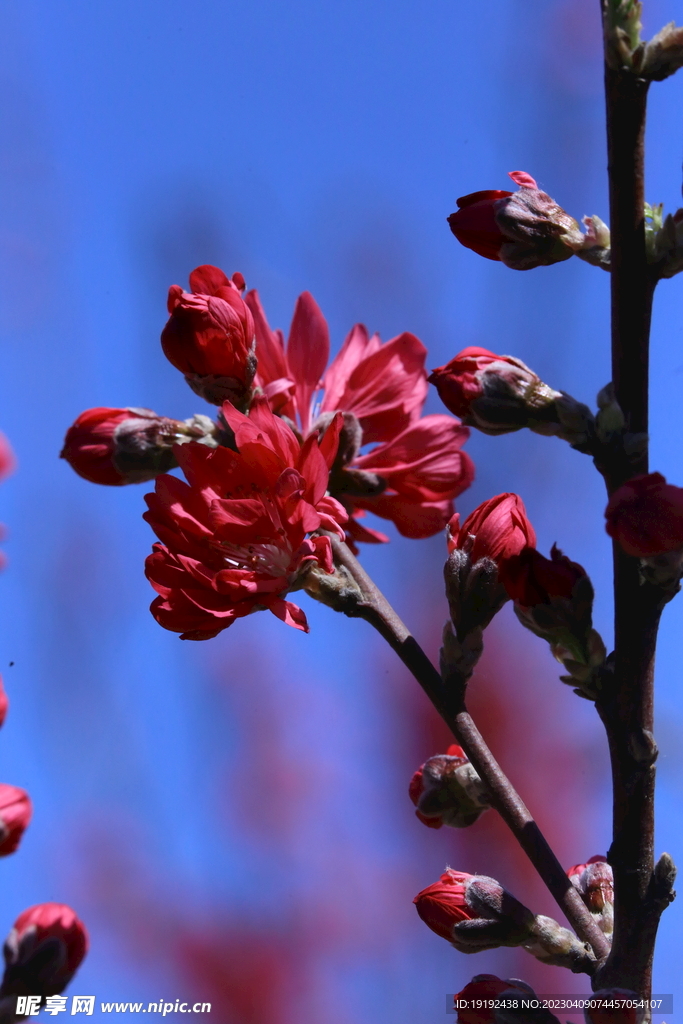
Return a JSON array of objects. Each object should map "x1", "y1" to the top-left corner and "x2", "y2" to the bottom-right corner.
[
  {"x1": 144, "y1": 397, "x2": 347, "y2": 640},
  {"x1": 1, "y1": 903, "x2": 88, "y2": 997},
  {"x1": 61, "y1": 407, "x2": 215, "y2": 486},
  {"x1": 454, "y1": 975, "x2": 536, "y2": 1024},
  {"x1": 413, "y1": 870, "x2": 476, "y2": 939},
  {"x1": 605, "y1": 472, "x2": 683, "y2": 557},
  {"x1": 500, "y1": 544, "x2": 586, "y2": 606},
  {"x1": 0, "y1": 785, "x2": 31, "y2": 856},
  {"x1": 162, "y1": 265, "x2": 256, "y2": 406},
  {"x1": 447, "y1": 494, "x2": 536, "y2": 565},
  {"x1": 244, "y1": 288, "x2": 474, "y2": 543},
  {"x1": 447, "y1": 172, "x2": 537, "y2": 260}
]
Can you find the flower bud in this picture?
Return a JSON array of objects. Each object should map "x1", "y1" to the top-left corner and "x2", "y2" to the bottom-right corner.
[
  {"x1": 500, "y1": 546, "x2": 605, "y2": 694},
  {"x1": 454, "y1": 975, "x2": 540, "y2": 1024},
  {"x1": 585, "y1": 991, "x2": 644, "y2": 1024},
  {"x1": 161, "y1": 265, "x2": 256, "y2": 406},
  {"x1": 0, "y1": 785, "x2": 31, "y2": 856},
  {"x1": 640, "y1": 21, "x2": 683, "y2": 81},
  {"x1": 409, "y1": 745, "x2": 490, "y2": 829},
  {"x1": 447, "y1": 496, "x2": 536, "y2": 566},
  {"x1": 61, "y1": 408, "x2": 217, "y2": 486},
  {"x1": 567, "y1": 855, "x2": 613, "y2": 937},
  {"x1": 413, "y1": 869, "x2": 535, "y2": 952},
  {"x1": 605, "y1": 473, "x2": 683, "y2": 557},
  {"x1": 447, "y1": 172, "x2": 585, "y2": 270},
  {"x1": 442, "y1": 497, "x2": 535, "y2": 679},
  {"x1": 0, "y1": 904, "x2": 88, "y2": 999},
  {"x1": 429, "y1": 347, "x2": 594, "y2": 445}
]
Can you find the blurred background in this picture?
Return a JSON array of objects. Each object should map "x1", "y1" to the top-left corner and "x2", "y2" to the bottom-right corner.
[{"x1": 0, "y1": 0, "x2": 682, "y2": 1020}]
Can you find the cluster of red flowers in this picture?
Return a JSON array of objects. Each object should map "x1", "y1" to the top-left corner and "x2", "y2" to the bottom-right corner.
[{"x1": 62, "y1": 264, "x2": 477, "y2": 638}]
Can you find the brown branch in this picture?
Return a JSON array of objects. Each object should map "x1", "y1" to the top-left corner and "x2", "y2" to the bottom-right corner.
[
  {"x1": 594, "y1": 2, "x2": 668, "y2": 994},
  {"x1": 330, "y1": 536, "x2": 611, "y2": 965}
]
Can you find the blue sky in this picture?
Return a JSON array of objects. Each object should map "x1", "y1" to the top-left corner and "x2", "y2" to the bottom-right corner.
[{"x1": 0, "y1": 0, "x2": 682, "y2": 1020}]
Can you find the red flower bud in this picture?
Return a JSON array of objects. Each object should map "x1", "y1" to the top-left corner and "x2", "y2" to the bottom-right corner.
[
  {"x1": 585, "y1": 991, "x2": 644, "y2": 1024},
  {"x1": 454, "y1": 975, "x2": 536, "y2": 1024},
  {"x1": 448, "y1": 172, "x2": 585, "y2": 270},
  {"x1": 61, "y1": 407, "x2": 215, "y2": 486},
  {"x1": 605, "y1": 472, "x2": 683, "y2": 557},
  {"x1": 161, "y1": 265, "x2": 256, "y2": 405},
  {"x1": 447, "y1": 495, "x2": 536, "y2": 566},
  {"x1": 447, "y1": 189, "x2": 514, "y2": 261},
  {"x1": 0, "y1": 785, "x2": 31, "y2": 856},
  {"x1": 500, "y1": 544, "x2": 586, "y2": 607},
  {"x1": 429, "y1": 347, "x2": 560, "y2": 429},
  {"x1": 413, "y1": 869, "x2": 534, "y2": 951},
  {"x1": 1, "y1": 904, "x2": 88, "y2": 998},
  {"x1": 409, "y1": 745, "x2": 490, "y2": 829},
  {"x1": 414, "y1": 870, "x2": 476, "y2": 939},
  {"x1": 567, "y1": 856, "x2": 614, "y2": 934}
]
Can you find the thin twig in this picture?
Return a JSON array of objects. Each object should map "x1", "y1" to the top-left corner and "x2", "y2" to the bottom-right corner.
[{"x1": 330, "y1": 536, "x2": 611, "y2": 965}]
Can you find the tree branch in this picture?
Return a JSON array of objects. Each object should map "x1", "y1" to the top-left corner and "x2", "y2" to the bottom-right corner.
[
  {"x1": 595, "y1": 3, "x2": 668, "y2": 993},
  {"x1": 330, "y1": 536, "x2": 611, "y2": 965}
]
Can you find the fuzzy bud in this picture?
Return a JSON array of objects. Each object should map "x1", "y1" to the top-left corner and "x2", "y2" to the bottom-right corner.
[
  {"x1": 500, "y1": 545, "x2": 605, "y2": 694},
  {"x1": 585, "y1": 991, "x2": 644, "y2": 1024},
  {"x1": 447, "y1": 172, "x2": 586, "y2": 270},
  {"x1": 640, "y1": 21, "x2": 683, "y2": 80},
  {"x1": 1, "y1": 904, "x2": 88, "y2": 999},
  {"x1": 454, "y1": 976, "x2": 559, "y2": 1024},
  {"x1": 409, "y1": 745, "x2": 490, "y2": 829},
  {"x1": 523, "y1": 914, "x2": 596, "y2": 971},
  {"x1": 429, "y1": 347, "x2": 593, "y2": 445},
  {"x1": 413, "y1": 869, "x2": 536, "y2": 953},
  {"x1": 567, "y1": 856, "x2": 614, "y2": 937},
  {"x1": 61, "y1": 408, "x2": 218, "y2": 486}
]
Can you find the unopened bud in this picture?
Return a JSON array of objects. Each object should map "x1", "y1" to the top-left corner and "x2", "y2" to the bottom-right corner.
[
  {"x1": 61, "y1": 408, "x2": 218, "y2": 486},
  {"x1": 0, "y1": 786, "x2": 31, "y2": 857},
  {"x1": 454, "y1": 976, "x2": 561, "y2": 1024},
  {"x1": 605, "y1": 474, "x2": 683, "y2": 570},
  {"x1": 585, "y1": 991, "x2": 644, "y2": 1024},
  {"x1": 640, "y1": 21, "x2": 683, "y2": 81},
  {"x1": 1, "y1": 904, "x2": 88, "y2": 999},
  {"x1": 603, "y1": 0, "x2": 643, "y2": 71},
  {"x1": 409, "y1": 745, "x2": 490, "y2": 829},
  {"x1": 567, "y1": 856, "x2": 614, "y2": 937},
  {"x1": 577, "y1": 216, "x2": 611, "y2": 270},
  {"x1": 162, "y1": 265, "x2": 256, "y2": 408},
  {"x1": 430, "y1": 347, "x2": 592, "y2": 445},
  {"x1": 444, "y1": 549, "x2": 507, "y2": 640},
  {"x1": 413, "y1": 869, "x2": 535, "y2": 952},
  {"x1": 500, "y1": 545, "x2": 605, "y2": 695},
  {"x1": 495, "y1": 185, "x2": 585, "y2": 270}
]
